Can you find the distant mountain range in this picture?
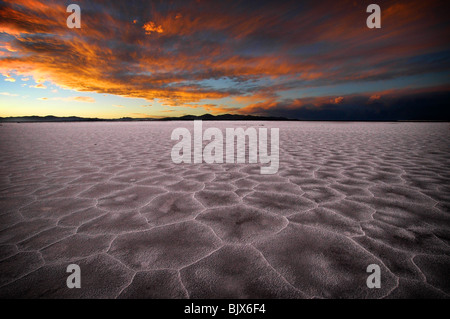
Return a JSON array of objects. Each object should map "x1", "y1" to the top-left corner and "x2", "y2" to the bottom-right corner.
[
  {"x1": 1, "y1": 114, "x2": 445, "y2": 123},
  {"x1": 0, "y1": 114, "x2": 294, "y2": 122}
]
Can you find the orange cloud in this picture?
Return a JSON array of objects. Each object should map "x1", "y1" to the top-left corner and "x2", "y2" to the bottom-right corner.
[
  {"x1": 143, "y1": 21, "x2": 164, "y2": 34},
  {"x1": 30, "y1": 83, "x2": 46, "y2": 89},
  {"x1": 332, "y1": 97, "x2": 344, "y2": 104},
  {"x1": 200, "y1": 104, "x2": 240, "y2": 115}
]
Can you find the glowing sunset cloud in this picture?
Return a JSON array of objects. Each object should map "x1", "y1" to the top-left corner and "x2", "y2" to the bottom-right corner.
[{"x1": 0, "y1": 0, "x2": 449, "y2": 119}]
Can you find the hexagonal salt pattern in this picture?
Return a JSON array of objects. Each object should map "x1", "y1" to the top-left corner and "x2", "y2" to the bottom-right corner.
[{"x1": 0, "y1": 121, "x2": 449, "y2": 298}]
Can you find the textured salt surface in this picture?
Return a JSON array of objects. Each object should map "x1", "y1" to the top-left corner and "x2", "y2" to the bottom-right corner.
[{"x1": 0, "y1": 121, "x2": 449, "y2": 298}]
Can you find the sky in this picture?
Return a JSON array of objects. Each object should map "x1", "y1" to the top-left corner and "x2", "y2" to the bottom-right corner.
[{"x1": 0, "y1": 0, "x2": 449, "y2": 120}]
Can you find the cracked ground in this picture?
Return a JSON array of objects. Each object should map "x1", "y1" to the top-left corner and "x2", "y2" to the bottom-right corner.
[{"x1": 0, "y1": 121, "x2": 449, "y2": 298}]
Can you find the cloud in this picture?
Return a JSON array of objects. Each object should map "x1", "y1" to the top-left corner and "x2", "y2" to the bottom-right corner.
[
  {"x1": 37, "y1": 96, "x2": 95, "y2": 103},
  {"x1": 368, "y1": 94, "x2": 381, "y2": 103},
  {"x1": 332, "y1": 97, "x2": 344, "y2": 104},
  {"x1": 30, "y1": 83, "x2": 46, "y2": 89},
  {"x1": 0, "y1": 92, "x2": 18, "y2": 96},
  {"x1": 113, "y1": 104, "x2": 125, "y2": 108},
  {"x1": 71, "y1": 96, "x2": 95, "y2": 103},
  {"x1": 0, "y1": 44, "x2": 17, "y2": 52},
  {"x1": 237, "y1": 87, "x2": 450, "y2": 120},
  {"x1": 0, "y1": 0, "x2": 448, "y2": 118},
  {"x1": 143, "y1": 21, "x2": 163, "y2": 34},
  {"x1": 4, "y1": 77, "x2": 15, "y2": 82},
  {"x1": 200, "y1": 104, "x2": 240, "y2": 115}
]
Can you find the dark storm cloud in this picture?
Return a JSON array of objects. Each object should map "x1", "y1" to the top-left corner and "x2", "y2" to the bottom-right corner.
[{"x1": 238, "y1": 88, "x2": 450, "y2": 120}]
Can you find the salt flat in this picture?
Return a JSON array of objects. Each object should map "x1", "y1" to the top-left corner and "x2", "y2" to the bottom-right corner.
[{"x1": 0, "y1": 121, "x2": 449, "y2": 298}]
